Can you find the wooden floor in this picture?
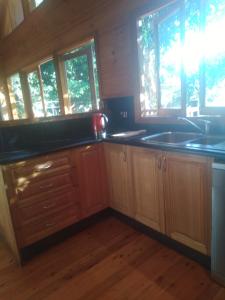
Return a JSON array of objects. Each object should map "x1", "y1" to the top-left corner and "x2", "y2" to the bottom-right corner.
[{"x1": 0, "y1": 217, "x2": 224, "y2": 300}]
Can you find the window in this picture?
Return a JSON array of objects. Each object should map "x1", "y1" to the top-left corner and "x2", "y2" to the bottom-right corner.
[
  {"x1": 28, "y1": 0, "x2": 44, "y2": 11},
  {"x1": 7, "y1": 73, "x2": 27, "y2": 120},
  {"x1": 0, "y1": 86, "x2": 10, "y2": 121},
  {"x1": 62, "y1": 39, "x2": 100, "y2": 114},
  {"x1": 27, "y1": 59, "x2": 61, "y2": 118},
  {"x1": 137, "y1": 0, "x2": 225, "y2": 118}
]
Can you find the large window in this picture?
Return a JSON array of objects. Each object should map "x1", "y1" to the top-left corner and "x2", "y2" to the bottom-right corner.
[
  {"x1": 27, "y1": 59, "x2": 61, "y2": 118},
  {"x1": 137, "y1": 0, "x2": 225, "y2": 118},
  {"x1": 0, "y1": 38, "x2": 100, "y2": 123},
  {"x1": 7, "y1": 73, "x2": 27, "y2": 120},
  {"x1": 63, "y1": 39, "x2": 100, "y2": 114}
]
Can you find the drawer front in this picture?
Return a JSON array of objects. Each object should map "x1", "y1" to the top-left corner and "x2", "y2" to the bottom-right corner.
[
  {"x1": 16, "y1": 172, "x2": 73, "y2": 199},
  {"x1": 12, "y1": 151, "x2": 72, "y2": 181},
  {"x1": 14, "y1": 188, "x2": 79, "y2": 227},
  {"x1": 16, "y1": 204, "x2": 80, "y2": 247}
]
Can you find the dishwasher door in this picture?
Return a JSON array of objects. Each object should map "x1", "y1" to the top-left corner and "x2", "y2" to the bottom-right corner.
[{"x1": 212, "y1": 163, "x2": 225, "y2": 286}]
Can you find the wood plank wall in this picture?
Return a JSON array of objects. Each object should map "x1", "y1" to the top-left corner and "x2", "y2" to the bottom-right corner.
[
  {"x1": 0, "y1": 0, "x2": 24, "y2": 39},
  {"x1": 0, "y1": 0, "x2": 169, "y2": 99}
]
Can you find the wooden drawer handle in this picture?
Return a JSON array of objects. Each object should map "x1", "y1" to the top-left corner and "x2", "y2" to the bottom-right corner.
[{"x1": 40, "y1": 183, "x2": 54, "y2": 190}]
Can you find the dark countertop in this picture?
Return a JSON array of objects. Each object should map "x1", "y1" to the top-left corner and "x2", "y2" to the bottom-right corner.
[
  {"x1": 0, "y1": 137, "x2": 102, "y2": 165},
  {"x1": 1, "y1": 133, "x2": 225, "y2": 165}
]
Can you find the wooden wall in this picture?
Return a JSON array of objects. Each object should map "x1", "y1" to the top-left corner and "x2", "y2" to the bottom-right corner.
[
  {"x1": 0, "y1": 0, "x2": 24, "y2": 39},
  {"x1": 0, "y1": 0, "x2": 168, "y2": 99}
]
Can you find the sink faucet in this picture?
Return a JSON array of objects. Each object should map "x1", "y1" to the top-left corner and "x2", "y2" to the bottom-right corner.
[{"x1": 177, "y1": 117, "x2": 211, "y2": 135}]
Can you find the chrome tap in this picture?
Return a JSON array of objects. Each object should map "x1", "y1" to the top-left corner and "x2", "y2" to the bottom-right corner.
[{"x1": 177, "y1": 117, "x2": 211, "y2": 135}]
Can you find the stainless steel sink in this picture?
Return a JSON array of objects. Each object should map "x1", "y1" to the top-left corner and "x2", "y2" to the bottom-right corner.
[
  {"x1": 140, "y1": 132, "x2": 203, "y2": 145},
  {"x1": 189, "y1": 136, "x2": 225, "y2": 146}
]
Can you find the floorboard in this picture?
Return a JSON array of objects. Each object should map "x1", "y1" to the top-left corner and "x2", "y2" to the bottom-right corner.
[{"x1": 0, "y1": 217, "x2": 224, "y2": 300}]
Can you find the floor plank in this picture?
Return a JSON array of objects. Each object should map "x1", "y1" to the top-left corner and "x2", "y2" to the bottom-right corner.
[{"x1": 0, "y1": 217, "x2": 223, "y2": 300}]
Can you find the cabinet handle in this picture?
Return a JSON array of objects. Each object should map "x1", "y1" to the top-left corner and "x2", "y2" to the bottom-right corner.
[
  {"x1": 45, "y1": 223, "x2": 55, "y2": 228},
  {"x1": 40, "y1": 183, "x2": 53, "y2": 190},
  {"x1": 43, "y1": 203, "x2": 55, "y2": 209},
  {"x1": 123, "y1": 151, "x2": 127, "y2": 162},
  {"x1": 163, "y1": 157, "x2": 167, "y2": 172},
  {"x1": 36, "y1": 161, "x2": 53, "y2": 171},
  {"x1": 158, "y1": 157, "x2": 162, "y2": 170}
]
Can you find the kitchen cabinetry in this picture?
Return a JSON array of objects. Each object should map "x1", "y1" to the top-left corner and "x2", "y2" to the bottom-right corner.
[
  {"x1": 0, "y1": 144, "x2": 107, "y2": 263},
  {"x1": 105, "y1": 142, "x2": 212, "y2": 255},
  {"x1": 164, "y1": 152, "x2": 212, "y2": 255},
  {"x1": 4, "y1": 150, "x2": 80, "y2": 249},
  {"x1": 129, "y1": 146, "x2": 165, "y2": 233},
  {"x1": 104, "y1": 143, "x2": 133, "y2": 216},
  {"x1": 76, "y1": 144, "x2": 108, "y2": 218}
]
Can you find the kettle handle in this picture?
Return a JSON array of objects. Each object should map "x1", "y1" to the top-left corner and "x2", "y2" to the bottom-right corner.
[{"x1": 102, "y1": 114, "x2": 108, "y2": 123}]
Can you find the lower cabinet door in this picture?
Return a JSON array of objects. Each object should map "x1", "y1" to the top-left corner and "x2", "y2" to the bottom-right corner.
[
  {"x1": 164, "y1": 152, "x2": 212, "y2": 255},
  {"x1": 104, "y1": 143, "x2": 132, "y2": 216},
  {"x1": 77, "y1": 144, "x2": 108, "y2": 218},
  {"x1": 130, "y1": 146, "x2": 165, "y2": 233}
]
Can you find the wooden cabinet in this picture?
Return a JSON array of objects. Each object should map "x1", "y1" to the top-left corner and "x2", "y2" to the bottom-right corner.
[
  {"x1": 164, "y1": 152, "x2": 212, "y2": 255},
  {"x1": 76, "y1": 144, "x2": 108, "y2": 218},
  {"x1": 105, "y1": 143, "x2": 212, "y2": 254},
  {"x1": 0, "y1": 144, "x2": 108, "y2": 263},
  {"x1": 4, "y1": 149, "x2": 81, "y2": 250},
  {"x1": 104, "y1": 143, "x2": 133, "y2": 216},
  {"x1": 129, "y1": 147, "x2": 165, "y2": 233}
]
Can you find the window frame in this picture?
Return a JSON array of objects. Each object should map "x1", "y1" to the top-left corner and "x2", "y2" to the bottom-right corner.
[
  {"x1": 26, "y1": 58, "x2": 62, "y2": 119},
  {"x1": 62, "y1": 45, "x2": 98, "y2": 114},
  {"x1": 0, "y1": 36, "x2": 101, "y2": 125},
  {"x1": 6, "y1": 73, "x2": 29, "y2": 121}
]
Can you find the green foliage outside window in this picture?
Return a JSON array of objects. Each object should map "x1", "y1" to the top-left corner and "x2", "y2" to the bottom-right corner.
[{"x1": 137, "y1": 0, "x2": 225, "y2": 117}]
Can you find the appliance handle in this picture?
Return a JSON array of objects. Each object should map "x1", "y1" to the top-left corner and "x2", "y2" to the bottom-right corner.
[{"x1": 102, "y1": 114, "x2": 108, "y2": 123}]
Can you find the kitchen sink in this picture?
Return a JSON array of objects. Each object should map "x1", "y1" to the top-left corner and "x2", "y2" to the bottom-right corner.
[
  {"x1": 189, "y1": 136, "x2": 225, "y2": 146},
  {"x1": 140, "y1": 132, "x2": 203, "y2": 145}
]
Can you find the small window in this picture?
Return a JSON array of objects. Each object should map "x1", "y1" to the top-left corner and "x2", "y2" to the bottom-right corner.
[
  {"x1": 0, "y1": 86, "x2": 10, "y2": 121},
  {"x1": 7, "y1": 73, "x2": 27, "y2": 120},
  {"x1": 136, "y1": 0, "x2": 225, "y2": 119},
  {"x1": 62, "y1": 39, "x2": 100, "y2": 115},
  {"x1": 28, "y1": 0, "x2": 44, "y2": 11},
  {"x1": 27, "y1": 59, "x2": 61, "y2": 118}
]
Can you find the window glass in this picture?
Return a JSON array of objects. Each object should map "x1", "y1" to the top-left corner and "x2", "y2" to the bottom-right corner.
[
  {"x1": 158, "y1": 9, "x2": 182, "y2": 109},
  {"x1": 63, "y1": 39, "x2": 100, "y2": 115},
  {"x1": 137, "y1": 0, "x2": 225, "y2": 118},
  {"x1": 65, "y1": 54, "x2": 92, "y2": 113},
  {"x1": 29, "y1": 0, "x2": 44, "y2": 11},
  {"x1": 28, "y1": 70, "x2": 44, "y2": 118},
  {"x1": 204, "y1": 0, "x2": 225, "y2": 107},
  {"x1": 137, "y1": 14, "x2": 157, "y2": 116},
  {"x1": 0, "y1": 86, "x2": 10, "y2": 121},
  {"x1": 40, "y1": 60, "x2": 60, "y2": 116},
  {"x1": 185, "y1": 0, "x2": 201, "y2": 117},
  {"x1": 7, "y1": 73, "x2": 26, "y2": 120},
  {"x1": 27, "y1": 59, "x2": 60, "y2": 118},
  {"x1": 35, "y1": 0, "x2": 43, "y2": 6}
]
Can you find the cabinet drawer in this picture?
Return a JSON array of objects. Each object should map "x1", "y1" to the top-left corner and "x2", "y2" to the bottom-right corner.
[
  {"x1": 12, "y1": 151, "x2": 72, "y2": 181},
  {"x1": 16, "y1": 172, "x2": 73, "y2": 199},
  {"x1": 16, "y1": 204, "x2": 80, "y2": 247},
  {"x1": 14, "y1": 189, "x2": 79, "y2": 226}
]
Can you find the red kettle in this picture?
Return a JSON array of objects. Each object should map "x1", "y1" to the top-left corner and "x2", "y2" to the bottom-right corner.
[{"x1": 92, "y1": 113, "x2": 108, "y2": 138}]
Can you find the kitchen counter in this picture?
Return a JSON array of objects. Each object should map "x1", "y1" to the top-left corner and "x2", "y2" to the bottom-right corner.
[
  {"x1": 1, "y1": 132, "x2": 225, "y2": 165},
  {"x1": 0, "y1": 137, "x2": 102, "y2": 164},
  {"x1": 105, "y1": 135, "x2": 225, "y2": 161}
]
